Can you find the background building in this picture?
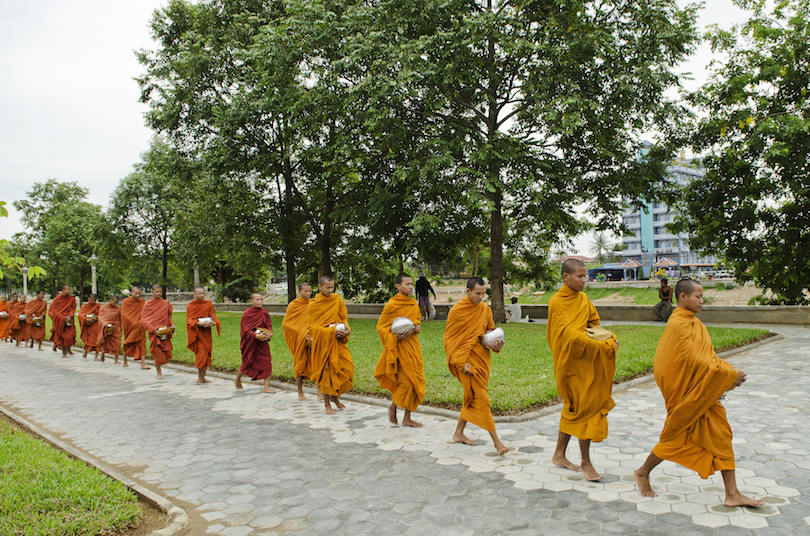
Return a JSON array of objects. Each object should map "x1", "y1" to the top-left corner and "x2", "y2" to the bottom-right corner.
[{"x1": 619, "y1": 159, "x2": 719, "y2": 279}]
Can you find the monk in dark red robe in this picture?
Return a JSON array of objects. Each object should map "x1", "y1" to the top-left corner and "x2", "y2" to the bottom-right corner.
[
  {"x1": 141, "y1": 284, "x2": 174, "y2": 380},
  {"x1": 5, "y1": 294, "x2": 21, "y2": 343},
  {"x1": 121, "y1": 287, "x2": 148, "y2": 369},
  {"x1": 79, "y1": 294, "x2": 102, "y2": 359},
  {"x1": 15, "y1": 294, "x2": 30, "y2": 346},
  {"x1": 24, "y1": 290, "x2": 48, "y2": 350},
  {"x1": 235, "y1": 293, "x2": 275, "y2": 393},
  {"x1": 49, "y1": 285, "x2": 77, "y2": 358},
  {"x1": 0, "y1": 294, "x2": 10, "y2": 342},
  {"x1": 97, "y1": 295, "x2": 123, "y2": 365},
  {"x1": 186, "y1": 286, "x2": 221, "y2": 385}
]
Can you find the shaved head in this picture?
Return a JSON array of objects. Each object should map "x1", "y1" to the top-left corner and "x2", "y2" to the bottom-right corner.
[
  {"x1": 319, "y1": 275, "x2": 334, "y2": 285},
  {"x1": 297, "y1": 282, "x2": 311, "y2": 291},
  {"x1": 466, "y1": 277, "x2": 485, "y2": 290},
  {"x1": 675, "y1": 278, "x2": 701, "y2": 300},
  {"x1": 561, "y1": 259, "x2": 586, "y2": 276}
]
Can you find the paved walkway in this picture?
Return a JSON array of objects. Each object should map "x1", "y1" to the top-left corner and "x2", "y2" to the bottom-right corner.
[{"x1": 1, "y1": 324, "x2": 809, "y2": 536}]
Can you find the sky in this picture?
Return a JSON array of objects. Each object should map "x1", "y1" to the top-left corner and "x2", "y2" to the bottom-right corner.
[{"x1": 0, "y1": 0, "x2": 750, "y2": 257}]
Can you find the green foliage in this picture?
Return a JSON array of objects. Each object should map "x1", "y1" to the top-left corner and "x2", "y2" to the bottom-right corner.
[
  {"x1": 0, "y1": 420, "x2": 140, "y2": 536},
  {"x1": 671, "y1": 0, "x2": 810, "y2": 304}
]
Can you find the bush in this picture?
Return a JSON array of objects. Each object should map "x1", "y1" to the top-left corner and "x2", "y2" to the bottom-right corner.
[{"x1": 715, "y1": 282, "x2": 726, "y2": 290}]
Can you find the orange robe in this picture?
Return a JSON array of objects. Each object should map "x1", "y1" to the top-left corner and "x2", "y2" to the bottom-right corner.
[
  {"x1": 49, "y1": 294, "x2": 77, "y2": 347},
  {"x1": 97, "y1": 304, "x2": 122, "y2": 355},
  {"x1": 141, "y1": 297, "x2": 173, "y2": 366},
  {"x1": 307, "y1": 293, "x2": 354, "y2": 397},
  {"x1": 652, "y1": 308, "x2": 738, "y2": 478},
  {"x1": 79, "y1": 302, "x2": 102, "y2": 351},
  {"x1": 0, "y1": 299, "x2": 9, "y2": 338},
  {"x1": 24, "y1": 298, "x2": 48, "y2": 342},
  {"x1": 7, "y1": 301, "x2": 23, "y2": 340},
  {"x1": 186, "y1": 299, "x2": 220, "y2": 369},
  {"x1": 547, "y1": 285, "x2": 617, "y2": 442},
  {"x1": 282, "y1": 296, "x2": 312, "y2": 380},
  {"x1": 17, "y1": 301, "x2": 32, "y2": 342},
  {"x1": 443, "y1": 296, "x2": 497, "y2": 431},
  {"x1": 121, "y1": 297, "x2": 146, "y2": 360},
  {"x1": 374, "y1": 294, "x2": 425, "y2": 412}
]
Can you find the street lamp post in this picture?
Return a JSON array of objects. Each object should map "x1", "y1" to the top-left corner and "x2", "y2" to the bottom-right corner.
[
  {"x1": 89, "y1": 254, "x2": 98, "y2": 295},
  {"x1": 21, "y1": 266, "x2": 29, "y2": 297}
]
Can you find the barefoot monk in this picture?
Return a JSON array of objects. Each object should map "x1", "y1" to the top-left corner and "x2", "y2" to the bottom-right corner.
[
  {"x1": 235, "y1": 293, "x2": 275, "y2": 393},
  {"x1": 141, "y1": 284, "x2": 174, "y2": 380},
  {"x1": 282, "y1": 282, "x2": 314, "y2": 400},
  {"x1": 186, "y1": 286, "x2": 220, "y2": 385},
  {"x1": 121, "y1": 287, "x2": 147, "y2": 368}
]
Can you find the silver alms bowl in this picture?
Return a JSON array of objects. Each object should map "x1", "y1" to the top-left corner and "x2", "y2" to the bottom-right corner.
[
  {"x1": 391, "y1": 317, "x2": 415, "y2": 334},
  {"x1": 481, "y1": 327, "x2": 505, "y2": 345}
]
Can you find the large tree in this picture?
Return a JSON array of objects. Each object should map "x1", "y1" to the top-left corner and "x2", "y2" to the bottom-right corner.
[
  {"x1": 358, "y1": 0, "x2": 700, "y2": 320},
  {"x1": 672, "y1": 0, "x2": 810, "y2": 304}
]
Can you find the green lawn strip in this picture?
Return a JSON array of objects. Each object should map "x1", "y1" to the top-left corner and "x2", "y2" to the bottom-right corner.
[
  {"x1": 0, "y1": 419, "x2": 140, "y2": 536},
  {"x1": 155, "y1": 313, "x2": 768, "y2": 414},
  {"x1": 518, "y1": 286, "x2": 663, "y2": 305}
]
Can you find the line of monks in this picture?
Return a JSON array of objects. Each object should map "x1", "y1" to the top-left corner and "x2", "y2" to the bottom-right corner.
[{"x1": 0, "y1": 262, "x2": 765, "y2": 507}]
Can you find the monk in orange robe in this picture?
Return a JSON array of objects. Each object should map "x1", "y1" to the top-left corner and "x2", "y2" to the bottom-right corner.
[
  {"x1": 79, "y1": 294, "x2": 102, "y2": 359},
  {"x1": 444, "y1": 277, "x2": 508, "y2": 455},
  {"x1": 16, "y1": 294, "x2": 32, "y2": 346},
  {"x1": 308, "y1": 276, "x2": 354, "y2": 415},
  {"x1": 97, "y1": 295, "x2": 124, "y2": 365},
  {"x1": 634, "y1": 279, "x2": 764, "y2": 507},
  {"x1": 375, "y1": 273, "x2": 425, "y2": 427},
  {"x1": 141, "y1": 284, "x2": 174, "y2": 379},
  {"x1": 5, "y1": 294, "x2": 21, "y2": 343},
  {"x1": 186, "y1": 286, "x2": 220, "y2": 385},
  {"x1": 236, "y1": 292, "x2": 275, "y2": 393},
  {"x1": 547, "y1": 259, "x2": 618, "y2": 481},
  {"x1": 121, "y1": 286, "x2": 148, "y2": 369},
  {"x1": 49, "y1": 285, "x2": 77, "y2": 358},
  {"x1": 0, "y1": 294, "x2": 10, "y2": 341},
  {"x1": 24, "y1": 290, "x2": 48, "y2": 350},
  {"x1": 282, "y1": 282, "x2": 314, "y2": 400}
]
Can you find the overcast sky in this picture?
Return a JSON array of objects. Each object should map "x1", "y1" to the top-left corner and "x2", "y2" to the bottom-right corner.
[{"x1": 1, "y1": 0, "x2": 750, "y2": 257}]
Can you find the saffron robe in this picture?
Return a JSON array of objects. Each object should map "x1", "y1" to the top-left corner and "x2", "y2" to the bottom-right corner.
[
  {"x1": 121, "y1": 297, "x2": 146, "y2": 359},
  {"x1": 652, "y1": 308, "x2": 738, "y2": 478},
  {"x1": 282, "y1": 296, "x2": 312, "y2": 380},
  {"x1": 141, "y1": 297, "x2": 173, "y2": 366},
  {"x1": 374, "y1": 294, "x2": 425, "y2": 412},
  {"x1": 186, "y1": 299, "x2": 220, "y2": 369},
  {"x1": 49, "y1": 294, "x2": 77, "y2": 347},
  {"x1": 0, "y1": 299, "x2": 9, "y2": 338},
  {"x1": 24, "y1": 298, "x2": 48, "y2": 342},
  {"x1": 7, "y1": 301, "x2": 24, "y2": 339},
  {"x1": 547, "y1": 284, "x2": 617, "y2": 442},
  {"x1": 97, "y1": 304, "x2": 122, "y2": 355},
  {"x1": 17, "y1": 300, "x2": 32, "y2": 342},
  {"x1": 308, "y1": 293, "x2": 354, "y2": 397},
  {"x1": 443, "y1": 296, "x2": 497, "y2": 432},
  {"x1": 79, "y1": 302, "x2": 102, "y2": 351},
  {"x1": 239, "y1": 306, "x2": 274, "y2": 380}
]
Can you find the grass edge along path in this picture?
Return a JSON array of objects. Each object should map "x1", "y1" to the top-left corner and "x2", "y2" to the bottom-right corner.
[
  {"x1": 0, "y1": 417, "x2": 141, "y2": 536},
  {"x1": 112, "y1": 314, "x2": 768, "y2": 416}
]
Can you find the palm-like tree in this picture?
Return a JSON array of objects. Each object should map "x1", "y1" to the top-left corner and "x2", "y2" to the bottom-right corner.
[{"x1": 590, "y1": 232, "x2": 610, "y2": 264}]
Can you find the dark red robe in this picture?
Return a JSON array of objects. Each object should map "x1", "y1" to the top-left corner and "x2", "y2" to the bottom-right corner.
[
  {"x1": 49, "y1": 294, "x2": 77, "y2": 347},
  {"x1": 239, "y1": 306, "x2": 273, "y2": 380}
]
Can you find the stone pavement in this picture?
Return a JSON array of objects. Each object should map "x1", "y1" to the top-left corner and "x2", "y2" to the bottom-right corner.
[{"x1": 1, "y1": 323, "x2": 809, "y2": 536}]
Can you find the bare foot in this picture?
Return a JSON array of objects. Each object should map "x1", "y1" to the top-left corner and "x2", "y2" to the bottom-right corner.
[
  {"x1": 725, "y1": 492, "x2": 765, "y2": 507},
  {"x1": 53, "y1": 345, "x2": 57, "y2": 352},
  {"x1": 67, "y1": 349, "x2": 74, "y2": 355},
  {"x1": 262, "y1": 388, "x2": 276, "y2": 393},
  {"x1": 235, "y1": 377, "x2": 244, "y2": 390},
  {"x1": 325, "y1": 406, "x2": 336, "y2": 415},
  {"x1": 402, "y1": 418, "x2": 422, "y2": 428},
  {"x1": 388, "y1": 404, "x2": 398, "y2": 425},
  {"x1": 94, "y1": 356, "x2": 100, "y2": 361},
  {"x1": 316, "y1": 393, "x2": 324, "y2": 401},
  {"x1": 634, "y1": 470, "x2": 658, "y2": 497},
  {"x1": 581, "y1": 462, "x2": 603, "y2": 481},
  {"x1": 298, "y1": 394, "x2": 309, "y2": 401},
  {"x1": 122, "y1": 363, "x2": 128, "y2": 368},
  {"x1": 196, "y1": 378, "x2": 203, "y2": 385},
  {"x1": 334, "y1": 399, "x2": 346, "y2": 410},
  {"x1": 38, "y1": 347, "x2": 44, "y2": 352},
  {"x1": 156, "y1": 373, "x2": 164, "y2": 380},
  {"x1": 552, "y1": 454, "x2": 581, "y2": 472},
  {"x1": 494, "y1": 442, "x2": 509, "y2": 456},
  {"x1": 453, "y1": 432, "x2": 477, "y2": 446},
  {"x1": 83, "y1": 350, "x2": 88, "y2": 358},
  {"x1": 100, "y1": 356, "x2": 105, "y2": 363},
  {"x1": 201, "y1": 378, "x2": 211, "y2": 384}
]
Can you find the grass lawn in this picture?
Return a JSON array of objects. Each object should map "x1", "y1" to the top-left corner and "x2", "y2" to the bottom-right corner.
[
  {"x1": 519, "y1": 286, "x2": 664, "y2": 305},
  {"x1": 132, "y1": 313, "x2": 768, "y2": 414},
  {"x1": 0, "y1": 418, "x2": 140, "y2": 536}
]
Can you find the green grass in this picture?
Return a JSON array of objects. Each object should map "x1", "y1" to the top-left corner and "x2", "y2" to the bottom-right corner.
[
  {"x1": 518, "y1": 286, "x2": 663, "y2": 305},
  {"x1": 0, "y1": 419, "x2": 140, "y2": 536},
  {"x1": 151, "y1": 313, "x2": 768, "y2": 414}
]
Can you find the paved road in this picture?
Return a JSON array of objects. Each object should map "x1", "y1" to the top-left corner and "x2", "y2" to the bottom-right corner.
[{"x1": 1, "y1": 324, "x2": 809, "y2": 535}]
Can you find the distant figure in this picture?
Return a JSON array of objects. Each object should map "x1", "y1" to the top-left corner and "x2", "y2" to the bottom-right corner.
[
  {"x1": 25, "y1": 290, "x2": 48, "y2": 351},
  {"x1": 653, "y1": 278, "x2": 673, "y2": 322},
  {"x1": 634, "y1": 279, "x2": 764, "y2": 508},
  {"x1": 49, "y1": 285, "x2": 77, "y2": 358},
  {"x1": 282, "y1": 282, "x2": 316, "y2": 400},
  {"x1": 504, "y1": 297, "x2": 522, "y2": 323},
  {"x1": 79, "y1": 294, "x2": 102, "y2": 359},
  {"x1": 186, "y1": 286, "x2": 221, "y2": 385},
  {"x1": 415, "y1": 273, "x2": 436, "y2": 321},
  {"x1": 0, "y1": 294, "x2": 10, "y2": 342},
  {"x1": 14, "y1": 294, "x2": 29, "y2": 346},
  {"x1": 121, "y1": 287, "x2": 148, "y2": 368},
  {"x1": 236, "y1": 293, "x2": 275, "y2": 393},
  {"x1": 98, "y1": 295, "x2": 123, "y2": 365}
]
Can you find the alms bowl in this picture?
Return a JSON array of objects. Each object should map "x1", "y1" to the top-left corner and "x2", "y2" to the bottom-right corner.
[
  {"x1": 391, "y1": 317, "x2": 415, "y2": 334},
  {"x1": 481, "y1": 327, "x2": 505, "y2": 345}
]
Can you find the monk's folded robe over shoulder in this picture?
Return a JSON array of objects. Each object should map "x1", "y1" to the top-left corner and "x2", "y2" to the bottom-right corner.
[
  {"x1": 547, "y1": 284, "x2": 617, "y2": 442},
  {"x1": 652, "y1": 307, "x2": 738, "y2": 479},
  {"x1": 25, "y1": 297, "x2": 48, "y2": 342},
  {"x1": 0, "y1": 299, "x2": 9, "y2": 339},
  {"x1": 307, "y1": 293, "x2": 354, "y2": 397},
  {"x1": 186, "y1": 300, "x2": 220, "y2": 369},
  {"x1": 121, "y1": 296, "x2": 146, "y2": 359},
  {"x1": 282, "y1": 296, "x2": 312, "y2": 380},
  {"x1": 444, "y1": 296, "x2": 496, "y2": 432},
  {"x1": 79, "y1": 302, "x2": 102, "y2": 352},
  {"x1": 239, "y1": 306, "x2": 273, "y2": 380},
  {"x1": 97, "y1": 304, "x2": 122, "y2": 355},
  {"x1": 49, "y1": 294, "x2": 77, "y2": 347},
  {"x1": 141, "y1": 298, "x2": 173, "y2": 366},
  {"x1": 374, "y1": 293, "x2": 425, "y2": 412}
]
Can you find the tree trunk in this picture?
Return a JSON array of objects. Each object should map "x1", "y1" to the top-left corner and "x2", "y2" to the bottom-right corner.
[
  {"x1": 490, "y1": 188, "x2": 505, "y2": 323},
  {"x1": 282, "y1": 160, "x2": 298, "y2": 302},
  {"x1": 162, "y1": 241, "x2": 169, "y2": 299}
]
